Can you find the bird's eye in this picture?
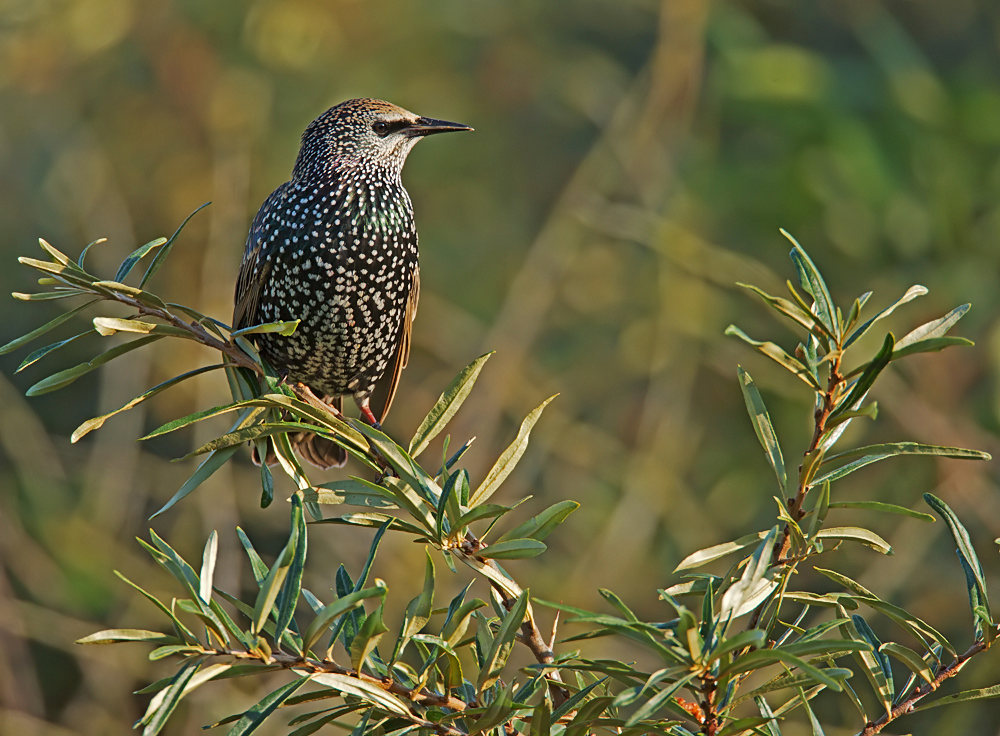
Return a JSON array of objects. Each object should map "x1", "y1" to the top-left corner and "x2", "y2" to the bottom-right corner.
[{"x1": 372, "y1": 121, "x2": 390, "y2": 137}]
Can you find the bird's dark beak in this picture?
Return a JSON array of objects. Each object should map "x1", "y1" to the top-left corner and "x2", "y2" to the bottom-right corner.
[{"x1": 406, "y1": 117, "x2": 474, "y2": 137}]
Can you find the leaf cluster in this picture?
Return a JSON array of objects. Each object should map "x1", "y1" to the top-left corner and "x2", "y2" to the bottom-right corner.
[{"x1": 6, "y1": 215, "x2": 998, "y2": 735}]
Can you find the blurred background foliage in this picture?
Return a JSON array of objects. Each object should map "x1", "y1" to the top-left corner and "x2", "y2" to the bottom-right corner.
[{"x1": 1, "y1": 0, "x2": 1000, "y2": 733}]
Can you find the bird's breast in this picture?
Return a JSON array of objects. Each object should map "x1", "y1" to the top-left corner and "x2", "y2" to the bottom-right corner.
[{"x1": 252, "y1": 175, "x2": 418, "y2": 395}]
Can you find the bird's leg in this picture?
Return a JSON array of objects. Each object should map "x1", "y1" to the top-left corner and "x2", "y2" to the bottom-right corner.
[
  {"x1": 356, "y1": 399, "x2": 396, "y2": 482},
  {"x1": 359, "y1": 404, "x2": 382, "y2": 431}
]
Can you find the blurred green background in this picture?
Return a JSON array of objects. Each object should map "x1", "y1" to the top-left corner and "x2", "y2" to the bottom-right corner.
[{"x1": 2, "y1": 0, "x2": 1000, "y2": 733}]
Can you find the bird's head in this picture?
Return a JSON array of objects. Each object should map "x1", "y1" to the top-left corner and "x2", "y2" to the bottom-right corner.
[{"x1": 295, "y1": 98, "x2": 472, "y2": 178}]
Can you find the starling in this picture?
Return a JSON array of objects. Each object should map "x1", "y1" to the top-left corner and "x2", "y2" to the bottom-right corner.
[{"x1": 233, "y1": 98, "x2": 472, "y2": 468}]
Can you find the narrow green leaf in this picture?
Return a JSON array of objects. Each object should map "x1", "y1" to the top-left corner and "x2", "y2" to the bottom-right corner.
[
  {"x1": 398, "y1": 550, "x2": 435, "y2": 649},
  {"x1": 350, "y1": 603, "x2": 388, "y2": 672},
  {"x1": 496, "y1": 500, "x2": 579, "y2": 544},
  {"x1": 140, "y1": 202, "x2": 211, "y2": 287},
  {"x1": 180, "y1": 421, "x2": 290, "y2": 460},
  {"x1": 806, "y1": 481, "x2": 831, "y2": 539},
  {"x1": 237, "y1": 527, "x2": 270, "y2": 584},
  {"x1": 148, "y1": 643, "x2": 205, "y2": 660},
  {"x1": 36, "y1": 237, "x2": 76, "y2": 267},
  {"x1": 754, "y1": 696, "x2": 781, "y2": 736},
  {"x1": 273, "y1": 496, "x2": 308, "y2": 646},
  {"x1": 17, "y1": 257, "x2": 97, "y2": 288},
  {"x1": 441, "y1": 597, "x2": 488, "y2": 647},
  {"x1": 892, "y1": 335, "x2": 974, "y2": 360},
  {"x1": 304, "y1": 479, "x2": 398, "y2": 509},
  {"x1": 720, "y1": 649, "x2": 842, "y2": 691},
  {"x1": 624, "y1": 672, "x2": 698, "y2": 727},
  {"x1": 813, "y1": 443, "x2": 989, "y2": 486},
  {"x1": 26, "y1": 335, "x2": 162, "y2": 396},
  {"x1": 851, "y1": 615, "x2": 894, "y2": 704},
  {"x1": 408, "y1": 351, "x2": 493, "y2": 458},
  {"x1": 674, "y1": 531, "x2": 770, "y2": 572},
  {"x1": 924, "y1": 493, "x2": 991, "y2": 620},
  {"x1": 782, "y1": 639, "x2": 871, "y2": 659},
  {"x1": 724, "y1": 326, "x2": 822, "y2": 390},
  {"x1": 16, "y1": 331, "x2": 90, "y2": 373},
  {"x1": 783, "y1": 229, "x2": 836, "y2": 336},
  {"x1": 115, "y1": 237, "x2": 168, "y2": 283},
  {"x1": 12, "y1": 288, "x2": 89, "y2": 301},
  {"x1": 199, "y1": 531, "x2": 218, "y2": 605},
  {"x1": 141, "y1": 399, "x2": 248, "y2": 439},
  {"x1": 455, "y1": 502, "x2": 511, "y2": 530},
  {"x1": 149, "y1": 445, "x2": 239, "y2": 519},
  {"x1": 91, "y1": 281, "x2": 168, "y2": 309},
  {"x1": 348, "y1": 423, "x2": 442, "y2": 514},
  {"x1": 301, "y1": 586, "x2": 386, "y2": 655},
  {"x1": 828, "y1": 501, "x2": 935, "y2": 522},
  {"x1": 797, "y1": 686, "x2": 826, "y2": 736},
  {"x1": 844, "y1": 291, "x2": 873, "y2": 333},
  {"x1": 313, "y1": 513, "x2": 430, "y2": 538},
  {"x1": 844, "y1": 284, "x2": 927, "y2": 348},
  {"x1": 815, "y1": 527, "x2": 892, "y2": 555},
  {"x1": 76, "y1": 237, "x2": 106, "y2": 268},
  {"x1": 225, "y1": 676, "x2": 312, "y2": 735},
  {"x1": 0, "y1": 299, "x2": 98, "y2": 356},
  {"x1": 325, "y1": 519, "x2": 392, "y2": 651},
  {"x1": 477, "y1": 590, "x2": 529, "y2": 693},
  {"x1": 824, "y1": 403, "x2": 878, "y2": 430},
  {"x1": 92, "y1": 317, "x2": 191, "y2": 339},
  {"x1": 830, "y1": 333, "x2": 893, "y2": 422},
  {"x1": 816, "y1": 568, "x2": 955, "y2": 654},
  {"x1": 719, "y1": 527, "x2": 779, "y2": 619},
  {"x1": 896, "y1": 303, "x2": 970, "y2": 349},
  {"x1": 114, "y1": 571, "x2": 197, "y2": 643},
  {"x1": 879, "y1": 642, "x2": 933, "y2": 684},
  {"x1": 230, "y1": 320, "x2": 300, "y2": 337},
  {"x1": 706, "y1": 630, "x2": 767, "y2": 664},
  {"x1": 737, "y1": 366, "x2": 786, "y2": 490},
  {"x1": 309, "y1": 672, "x2": 410, "y2": 716},
  {"x1": 470, "y1": 395, "x2": 557, "y2": 506},
  {"x1": 144, "y1": 531, "x2": 201, "y2": 596},
  {"x1": 252, "y1": 511, "x2": 300, "y2": 636},
  {"x1": 738, "y1": 283, "x2": 829, "y2": 337},
  {"x1": 478, "y1": 538, "x2": 547, "y2": 560},
  {"x1": 435, "y1": 467, "x2": 459, "y2": 540},
  {"x1": 76, "y1": 629, "x2": 179, "y2": 645},
  {"x1": 140, "y1": 658, "x2": 204, "y2": 735},
  {"x1": 73, "y1": 364, "x2": 224, "y2": 442},
  {"x1": 911, "y1": 684, "x2": 1000, "y2": 713}
]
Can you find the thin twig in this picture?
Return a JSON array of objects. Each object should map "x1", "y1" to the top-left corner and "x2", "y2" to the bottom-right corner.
[
  {"x1": 205, "y1": 647, "x2": 498, "y2": 736},
  {"x1": 858, "y1": 632, "x2": 997, "y2": 735},
  {"x1": 80, "y1": 276, "x2": 563, "y2": 722},
  {"x1": 458, "y1": 532, "x2": 571, "y2": 706}
]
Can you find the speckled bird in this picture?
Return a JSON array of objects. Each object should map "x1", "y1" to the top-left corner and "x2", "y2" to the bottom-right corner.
[{"x1": 234, "y1": 98, "x2": 472, "y2": 468}]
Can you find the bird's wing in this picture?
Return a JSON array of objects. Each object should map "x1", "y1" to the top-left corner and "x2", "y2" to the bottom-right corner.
[
  {"x1": 233, "y1": 185, "x2": 287, "y2": 331},
  {"x1": 369, "y1": 265, "x2": 419, "y2": 424}
]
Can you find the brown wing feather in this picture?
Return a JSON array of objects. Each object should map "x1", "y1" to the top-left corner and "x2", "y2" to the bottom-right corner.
[
  {"x1": 233, "y1": 185, "x2": 287, "y2": 331},
  {"x1": 369, "y1": 266, "x2": 419, "y2": 423},
  {"x1": 233, "y1": 252, "x2": 269, "y2": 331}
]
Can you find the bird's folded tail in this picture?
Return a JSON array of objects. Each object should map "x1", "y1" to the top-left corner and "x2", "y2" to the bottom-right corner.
[
  {"x1": 251, "y1": 431, "x2": 348, "y2": 469},
  {"x1": 250, "y1": 395, "x2": 348, "y2": 470}
]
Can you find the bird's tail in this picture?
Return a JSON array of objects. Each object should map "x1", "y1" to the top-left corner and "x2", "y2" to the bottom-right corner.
[
  {"x1": 294, "y1": 432, "x2": 348, "y2": 469},
  {"x1": 251, "y1": 431, "x2": 347, "y2": 469},
  {"x1": 250, "y1": 394, "x2": 348, "y2": 470}
]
